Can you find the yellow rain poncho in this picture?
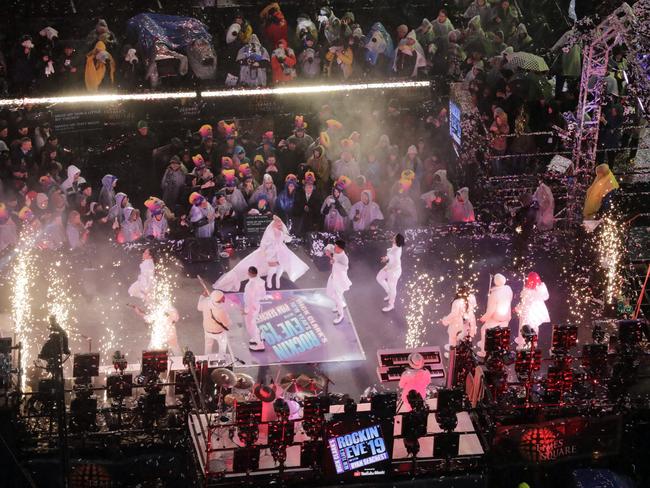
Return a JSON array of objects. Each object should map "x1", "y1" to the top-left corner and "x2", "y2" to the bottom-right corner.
[
  {"x1": 85, "y1": 41, "x2": 115, "y2": 92},
  {"x1": 583, "y1": 163, "x2": 619, "y2": 218}
]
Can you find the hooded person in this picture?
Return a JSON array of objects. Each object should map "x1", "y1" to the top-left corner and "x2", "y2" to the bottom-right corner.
[
  {"x1": 0, "y1": 204, "x2": 18, "y2": 252},
  {"x1": 449, "y1": 187, "x2": 475, "y2": 223},
  {"x1": 108, "y1": 192, "x2": 130, "y2": 225},
  {"x1": 260, "y1": 2, "x2": 289, "y2": 47},
  {"x1": 533, "y1": 180, "x2": 554, "y2": 230},
  {"x1": 393, "y1": 30, "x2": 427, "y2": 78},
  {"x1": 118, "y1": 207, "x2": 143, "y2": 243},
  {"x1": 421, "y1": 169, "x2": 455, "y2": 219},
  {"x1": 477, "y1": 273, "x2": 513, "y2": 356},
  {"x1": 416, "y1": 18, "x2": 436, "y2": 51},
  {"x1": 287, "y1": 115, "x2": 314, "y2": 158},
  {"x1": 307, "y1": 145, "x2": 330, "y2": 195},
  {"x1": 60, "y1": 164, "x2": 86, "y2": 196},
  {"x1": 297, "y1": 35, "x2": 321, "y2": 79},
  {"x1": 128, "y1": 248, "x2": 155, "y2": 304},
  {"x1": 294, "y1": 171, "x2": 322, "y2": 234},
  {"x1": 222, "y1": 169, "x2": 248, "y2": 215},
  {"x1": 214, "y1": 190, "x2": 235, "y2": 221},
  {"x1": 515, "y1": 272, "x2": 550, "y2": 347},
  {"x1": 249, "y1": 173, "x2": 278, "y2": 209},
  {"x1": 237, "y1": 34, "x2": 270, "y2": 87},
  {"x1": 213, "y1": 215, "x2": 310, "y2": 291},
  {"x1": 512, "y1": 23, "x2": 533, "y2": 52},
  {"x1": 331, "y1": 139, "x2": 361, "y2": 181},
  {"x1": 321, "y1": 181, "x2": 352, "y2": 232},
  {"x1": 275, "y1": 174, "x2": 299, "y2": 226},
  {"x1": 387, "y1": 179, "x2": 418, "y2": 230},
  {"x1": 144, "y1": 199, "x2": 169, "y2": 240},
  {"x1": 433, "y1": 9, "x2": 455, "y2": 39},
  {"x1": 583, "y1": 163, "x2": 619, "y2": 219},
  {"x1": 350, "y1": 190, "x2": 384, "y2": 231},
  {"x1": 198, "y1": 289, "x2": 232, "y2": 356},
  {"x1": 84, "y1": 41, "x2": 115, "y2": 92},
  {"x1": 11, "y1": 35, "x2": 39, "y2": 93},
  {"x1": 188, "y1": 191, "x2": 215, "y2": 238},
  {"x1": 464, "y1": 0, "x2": 491, "y2": 28},
  {"x1": 317, "y1": 6, "x2": 343, "y2": 47},
  {"x1": 161, "y1": 156, "x2": 187, "y2": 210},
  {"x1": 98, "y1": 174, "x2": 118, "y2": 210},
  {"x1": 441, "y1": 286, "x2": 477, "y2": 353},
  {"x1": 270, "y1": 39, "x2": 297, "y2": 84},
  {"x1": 363, "y1": 23, "x2": 395, "y2": 76}
]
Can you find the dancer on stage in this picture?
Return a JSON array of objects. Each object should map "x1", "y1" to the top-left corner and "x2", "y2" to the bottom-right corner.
[
  {"x1": 376, "y1": 233, "x2": 404, "y2": 312},
  {"x1": 441, "y1": 285, "x2": 477, "y2": 356},
  {"x1": 514, "y1": 272, "x2": 550, "y2": 348},
  {"x1": 477, "y1": 273, "x2": 513, "y2": 357},
  {"x1": 128, "y1": 248, "x2": 155, "y2": 305},
  {"x1": 198, "y1": 289, "x2": 232, "y2": 356},
  {"x1": 213, "y1": 215, "x2": 309, "y2": 291},
  {"x1": 244, "y1": 266, "x2": 267, "y2": 351},
  {"x1": 326, "y1": 240, "x2": 352, "y2": 325}
]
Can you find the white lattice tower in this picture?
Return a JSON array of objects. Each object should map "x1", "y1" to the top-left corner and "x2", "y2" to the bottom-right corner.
[{"x1": 572, "y1": 2, "x2": 637, "y2": 171}]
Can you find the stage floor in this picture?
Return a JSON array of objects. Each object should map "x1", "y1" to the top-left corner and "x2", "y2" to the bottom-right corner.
[{"x1": 0, "y1": 227, "x2": 593, "y2": 398}]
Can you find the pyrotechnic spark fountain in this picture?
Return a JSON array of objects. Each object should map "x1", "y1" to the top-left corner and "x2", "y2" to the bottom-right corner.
[
  {"x1": 597, "y1": 212, "x2": 625, "y2": 305},
  {"x1": 147, "y1": 255, "x2": 177, "y2": 351},
  {"x1": 405, "y1": 272, "x2": 440, "y2": 349},
  {"x1": 10, "y1": 232, "x2": 37, "y2": 389},
  {"x1": 46, "y1": 261, "x2": 76, "y2": 341}
]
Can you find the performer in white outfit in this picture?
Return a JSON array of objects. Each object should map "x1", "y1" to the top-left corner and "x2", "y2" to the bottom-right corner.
[
  {"x1": 376, "y1": 233, "x2": 404, "y2": 312},
  {"x1": 441, "y1": 286, "x2": 477, "y2": 354},
  {"x1": 198, "y1": 290, "x2": 232, "y2": 356},
  {"x1": 128, "y1": 248, "x2": 155, "y2": 305},
  {"x1": 326, "y1": 240, "x2": 352, "y2": 325},
  {"x1": 244, "y1": 266, "x2": 267, "y2": 351},
  {"x1": 213, "y1": 215, "x2": 310, "y2": 291},
  {"x1": 514, "y1": 272, "x2": 550, "y2": 347},
  {"x1": 477, "y1": 273, "x2": 513, "y2": 357}
]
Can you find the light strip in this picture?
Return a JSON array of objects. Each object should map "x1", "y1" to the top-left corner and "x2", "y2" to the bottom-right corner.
[
  {"x1": 0, "y1": 91, "x2": 198, "y2": 107},
  {"x1": 201, "y1": 81, "x2": 431, "y2": 98},
  {"x1": 0, "y1": 81, "x2": 430, "y2": 107}
]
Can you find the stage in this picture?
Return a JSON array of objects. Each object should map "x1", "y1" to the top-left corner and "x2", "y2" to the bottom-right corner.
[{"x1": 0, "y1": 225, "x2": 595, "y2": 397}]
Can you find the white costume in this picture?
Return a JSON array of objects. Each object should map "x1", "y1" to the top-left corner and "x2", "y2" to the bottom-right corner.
[
  {"x1": 213, "y1": 219, "x2": 309, "y2": 291},
  {"x1": 515, "y1": 282, "x2": 550, "y2": 346},
  {"x1": 478, "y1": 274, "x2": 513, "y2": 356},
  {"x1": 244, "y1": 275, "x2": 267, "y2": 348},
  {"x1": 128, "y1": 257, "x2": 155, "y2": 304},
  {"x1": 326, "y1": 248, "x2": 352, "y2": 320},
  {"x1": 190, "y1": 202, "x2": 216, "y2": 238},
  {"x1": 198, "y1": 291, "x2": 232, "y2": 356},
  {"x1": 376, "y1": 244, "x2": 402, "y2": 310},
  {"x1": 441, "y1": 293, "x2": 477, "y2": 349}
]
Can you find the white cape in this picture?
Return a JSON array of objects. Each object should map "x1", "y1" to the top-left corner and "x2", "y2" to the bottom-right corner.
[{"x1": 214, "y1": 220, "x2": 310, "y2": 291}]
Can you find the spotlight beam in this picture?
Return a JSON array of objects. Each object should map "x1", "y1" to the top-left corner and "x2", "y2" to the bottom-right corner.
[{"x1": 0, "y1": 81, "x2": 430, "y2": 107}]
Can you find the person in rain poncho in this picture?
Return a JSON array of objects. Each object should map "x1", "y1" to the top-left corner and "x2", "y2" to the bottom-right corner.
[
  {"x1": 198, "y1": 290, "x2": 232, "y2": 356},
  {"x1": 222, "y1": 169, "x2": 249, "y2": 215},
  {"x1": 118, "y1": 207, "x2": 143, "y2": 243},
  {"x1": 99, "y1": 174, "x2": 118, "y2": 210},
  {"x1": 393, "y1": 31, "x2": 427, "y2": 78},
  {"x1": 60, "y1": 164, "x2": 86, "y2": 196},
  {"x1": 464, "y1": 0, "x2": 491, "y2": 28},
  {"x1": 0, "y1": 204, "x2": 18, "y2": 252},
  {"x1": 514, "y1": 272, "x2": 550, "y2": 347},
  {"x1": 387, "y1": 179, "x2": 418, "y2": 230},
  {"x1": 307, "y1": 145, "x2": 330, "y2": 195},
  {"x1": 66, "y1": 210, "x2": 90, "y2": 249},
  {"x1": 85, "y1": 41, "x2": 115, "y2": 92},
  {"x1": 449, "y1": 187, "x2": 475, "y2": 223},
  {"x1": 275, "y1": 174, "x2": 299, "y2": 226},
  {"x1": 249, "y1": 173, "x2": 278, "y2": 209},
  {"x1": 144, "y1": 200, "x2": 169, "y2": 240},
  {"x1": 363, "y1": 22, "x2": 395, "y2": 76},
  {"x1": 350, "y1": 190, "x2": 384, "y2": 231},
  {"x1": 583, "y1": 163, "x2": 619, "y2": 219},
  {"x1": 326, "y1": 240, "x2": 352, "y2": 325},
  {"x1": 331, "y1": 139, "x2": 360, "y2": 181},
  {"x1": 214, "y1": 215, "x2": 310, "y2": 291},
  {"x1": 108, "y1": 192, "x2": 129, "y2": 225},
  {"x1": 270, "y1": 39, "x2": 297, "y2": 84},
  {"x1": 376, "y1": 233, "x2": 404, "y2": 312},
  {"x1": 421, "y1": 169, "x2": 455, "y2": 220},
  {"x1": 188, "y1": 192, "x2": 215, "y2": 238},
  {"x1": 533, "y1": 179, "x2": 554, "y2": 230},
  {"x1": 243, "y1": 266, "x2": 267, "y2": 351},
  {"x1": 477, "y1": 273, "x2": 513, "y2": 357},
  {"x1": 161, "y1": 156, "x2": 186, "y2": 209},
  {"x1": 433, "y1": 9, "x2": 454, "y2": 39},
  {"x1": 441, "y1": 286, "x2": 477, "y2": 353},
  {"x1": 321, "y1": 182, "x2": 351, "y2": 232},
  {"x1": 237, "y1": 34, "x2": 270, "y2": 87},
  {"x1": 128, "y1": 248, "x2": 155, "y2": 305}
]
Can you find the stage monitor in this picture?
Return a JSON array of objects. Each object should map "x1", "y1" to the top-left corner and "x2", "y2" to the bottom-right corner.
[
  {"x1": 449, "y1": 100, "x2": 462, "y2": 145},
  {"x1": 327, "y1": 424, "x2": 389, "y2": 475}
]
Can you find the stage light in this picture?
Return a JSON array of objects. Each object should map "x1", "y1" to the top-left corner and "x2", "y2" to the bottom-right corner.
[
  {"x1": 0, "y1": 81, "x2": 430, "y2": 107},
  {"x1": 551, "y1": 324, "x2": 578, "y2": 355}
]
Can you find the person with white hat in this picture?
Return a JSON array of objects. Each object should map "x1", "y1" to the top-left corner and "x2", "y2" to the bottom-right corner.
[
  {"x1": 198, "y1": 289, "x2": 232, "y2": 356},
  {"x1": 478, "y1": 273, "x2": 513, "y2": 357},
  {"x1": 398, "y1": 352, "x2": 431, "y2": 412}
]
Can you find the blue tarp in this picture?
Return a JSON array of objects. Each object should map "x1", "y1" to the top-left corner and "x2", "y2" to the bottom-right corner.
[{"x1": 127, "y1": 13, "x2": 212, "y2": 58}]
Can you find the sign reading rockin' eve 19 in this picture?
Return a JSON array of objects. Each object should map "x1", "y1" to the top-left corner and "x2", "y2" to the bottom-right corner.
[
  {"x1": 328, "y1": 426, "x2": 389, "y2": 474},
  {"x1": 258, "y1": 298, "x2": 328, "y2": 360}
]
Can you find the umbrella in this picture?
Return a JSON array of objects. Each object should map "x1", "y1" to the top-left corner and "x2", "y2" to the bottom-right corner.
[{"x1": 506, "y1": 51, "x2": 549, "y2": 72}]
